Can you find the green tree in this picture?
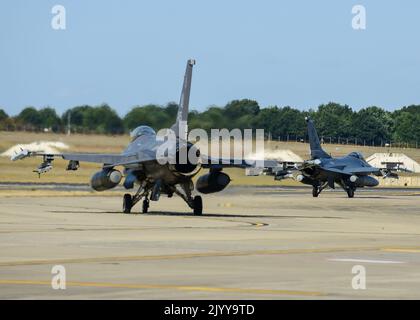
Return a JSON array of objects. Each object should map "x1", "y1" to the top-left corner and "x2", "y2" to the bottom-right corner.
[
  {"x1": 123, "y1": 104, "x2": 171, "y2": 131},
  {"x1": 252, "y1": 106, "x2": 283, "y2": 138},
  {"x1": 164, "y1": 102, "x2": 179, "y2": 122},
  {"x1": 224, "y1": 99, "x2": 260, "y2": 129},
  {"x1": 353, "y1": 106, "x2": 392, "y2": 144},
  {"x1": 312, "y1": 102, "x2": 354, "y2": 138},
  {"x1": 0, "y1": 109, "x2": 8, "y2": 122},
  {"x1": 16, "y1": 107, "x2": 42, "y2": 130},
  {"x1": 62, "y1": 105, "x2": 93, "y2": 131},
  {"x1": 38, "y1": 107, "x2": 61, "y2": 132},
  {"x1": 0, "y1": 108, "x2": 10, "y2": 130},
  {"x1": 392, "y1": 109, "x2": 420, "y2": 144},
  {"x1": 9, "y1": 101, "x2": 420, "y2": 147},
  {"x1": 277, "y1": 106, "x2": 306, "y2": 136},
  {"x1": 189, "y1": 106, "x2": 225, "y2": 132},
  {"x1": 84, "y1": 104, "x2": 124, "y2": 134},
  {"x1": 63, "y1": 104, "x2": 123, "y2": 134}
]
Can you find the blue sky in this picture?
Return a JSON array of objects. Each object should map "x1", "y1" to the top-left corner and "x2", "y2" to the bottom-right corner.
[{"x1": 1, "y1": 1, "x2": 419, "y2": 115}]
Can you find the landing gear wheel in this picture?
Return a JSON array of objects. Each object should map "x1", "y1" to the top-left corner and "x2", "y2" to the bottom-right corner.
[
  {"x1": 312, "y1": 186, "x2": 319, "y2": 197},
  {"x1": 123, "y1": 193, "x2": 133, "y2": 213},
  {"x1": 346, "y1": 188, "x2": 355, "y2": 198},
  {"x1": 142, "y1": 199, "x2": 149, "y2": 213},
  {"x1": 193, "y1": 196, "x2": 203, "y2": 216}
]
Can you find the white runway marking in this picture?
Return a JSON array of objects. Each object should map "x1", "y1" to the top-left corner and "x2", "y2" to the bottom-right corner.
[{"x1": 328, "y1": 258, "x2": 405, "y2": 264}]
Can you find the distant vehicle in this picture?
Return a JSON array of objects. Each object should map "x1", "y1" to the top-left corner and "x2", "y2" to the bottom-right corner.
[
  {"x1": 275, "y1": 117, "x2": 398, "y2": 198},
  {"x1": 11, "y1": 60, "x2": 259, "y2": 214}
]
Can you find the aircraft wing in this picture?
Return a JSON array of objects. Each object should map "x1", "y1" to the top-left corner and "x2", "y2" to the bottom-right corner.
[
  {"x1": 10, "y1": 148, "x2": 146, "y2": 175},
  {"x1": 345, "y1": 166, "x2": 398, "y2": 178},
  {"x1": 320, "y1": 166, "x2": 380, "y2": 175},
  {"x1": 296, "y1": 158, "x2": 382, "y2": 176},
  {"x1": 321, "y1": 166, "x2": 399, "y2": 180},
  {"x1": 12, "y1": 151, "x2": 139, "y2": 165},
  {"x1": 344, "y1": 167, "x2": 382, "y2": 175},
  {"x1": 201, "y1": 156, "x2": 279, "y2": 170},
  {"x1": 61, "y1": 153, "x2": 139, "y2": 165},
  {"x1": 201, "y1": 157, "x2": 253, "y2": 169}
]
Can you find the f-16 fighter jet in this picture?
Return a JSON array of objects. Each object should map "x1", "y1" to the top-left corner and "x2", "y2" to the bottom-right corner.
[
  {"x1": 274, "y1": 117, "x2": 397, "y2": 198},
  {"x1": 11, "y1": 60, "x2": 260, "y2": 214}
]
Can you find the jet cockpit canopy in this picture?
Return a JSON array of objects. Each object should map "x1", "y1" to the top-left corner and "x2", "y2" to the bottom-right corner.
[
  {"x1": 130, "y1": 126, "x2": 156, "y2": 141},
  {"x1": 349, "y1": 152, "x2": 365, "y2": 160}
]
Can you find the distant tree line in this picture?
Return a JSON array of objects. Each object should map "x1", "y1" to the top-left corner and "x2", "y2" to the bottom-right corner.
[{"x1": 0, "y1": 100, "x2": 419, "y2": 148}]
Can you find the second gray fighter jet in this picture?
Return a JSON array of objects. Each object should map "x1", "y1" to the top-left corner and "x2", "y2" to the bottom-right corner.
[{"x1": 276, "y1": 117, "x2": 397, "y2": 197}]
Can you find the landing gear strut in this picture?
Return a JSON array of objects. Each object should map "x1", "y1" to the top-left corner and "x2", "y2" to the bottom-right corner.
[
  {"x1": 193, "y1": 196, "x2": 203, "y2": 216},
  {"x1": 142, "y1": 199, "x2": 149, "y2": 213},
  {"x1": 312, "y1": 182, "x2": 328, "y2": 197},
  {"x1": 123, "y1": 193, "x2": 133, "y2": 213},
  {"x1": 312, "y1": 186, "x2": 319, "y2": 197},
  {"x1": 122, "y1": 182, "x2": 151, "y2": 214},
  {"x1": 173, "y1": 182, "x2": 203, "y2": 216},
  {"x1": 340, "y1": 179, "x2": 356, "y2": 198}
]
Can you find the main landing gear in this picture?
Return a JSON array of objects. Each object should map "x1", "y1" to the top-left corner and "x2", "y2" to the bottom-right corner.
[
  {"x1": 193, "y1": 195, "x2": 203, "y2": 216},
  {"x1": 340, "y1": 178, "x2": 356, "y2": 198},
  {"x1": 173, "y1": 182, "x2": 203, "y2": 216},
  {"x1": 122, "y1": 181, "x2": 203, "y2": 215},
  {"x1": 123, "y1": 194, "x2": 133, "y2": 213},
  {"x1": 142, "y1": 199, "x2": 150, "y2": 213},
  {"x1": 311, "y1": 180, "x2": 356, "y2": 198},
  {"x1": 312, "y1": 186, "x2": 319, "y2": 197},
  {"x1": 312, "y1": 182, "x2": 328, "y2": 197}
]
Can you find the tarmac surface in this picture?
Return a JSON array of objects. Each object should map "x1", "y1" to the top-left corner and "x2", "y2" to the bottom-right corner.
[{"x1": 1, "y1": 186, "x2": 420, "y2": 299}]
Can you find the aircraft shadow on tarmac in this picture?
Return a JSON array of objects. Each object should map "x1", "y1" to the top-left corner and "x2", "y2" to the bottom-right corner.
[
  {"x1": 254, "y1": 192, "x2": 402, "y2": 200},
  {"x1": 49, "y1": 210, "x2": 344, "y2": 219},
  {"x1": 146, "y1": 211, "x2": 344, "y2": 219}
]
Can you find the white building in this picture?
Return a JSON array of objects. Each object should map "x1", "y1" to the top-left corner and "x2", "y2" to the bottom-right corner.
[{"x1": 366, "y1": 153, "x2": 420, "y2": 173}]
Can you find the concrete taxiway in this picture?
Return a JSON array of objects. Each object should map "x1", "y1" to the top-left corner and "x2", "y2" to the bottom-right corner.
[{"x1": 0, "y1": 186, "x2": 420, "y2": 299}]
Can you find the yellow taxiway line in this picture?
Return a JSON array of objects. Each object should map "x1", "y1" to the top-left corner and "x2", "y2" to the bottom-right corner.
[
  {"x1": 381, "y1": 248, "x2": 420, "y2": 253},
  {"x1": 0, "y1": 246, "x2": 419, "y2": 268},
  {"x1": 0, "y1": 279, "x2": 324, "y2": 297},
  {"x1": 0, "y1": 246, "x2": 381, "y2": 267}
]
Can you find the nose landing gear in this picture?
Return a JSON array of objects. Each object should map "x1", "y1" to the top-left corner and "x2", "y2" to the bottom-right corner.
[
  {"x1": 122, "y1": 182, "x2": 150, "y2": 214},
  {"x1": 142, "y1": 199, "x2": 149, "y2": 213},
  {"x1": 346, "y1": 187, "x2": 355, "y2": 198}
]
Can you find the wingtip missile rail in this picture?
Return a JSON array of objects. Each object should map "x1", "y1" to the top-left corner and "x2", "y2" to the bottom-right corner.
[
  {"x1": 10, "y1": 148, "x2": 31, "y2": 161},
  {"x1": 10, "y1": 149, "x2": 57, "y2": 177}
]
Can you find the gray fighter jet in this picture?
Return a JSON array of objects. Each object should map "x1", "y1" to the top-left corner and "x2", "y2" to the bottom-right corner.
[
  {"x1": 279, "y1": 117, "x2": 397, "y2": 198},
  {"x1": 11, "y1": 59, "x2": 254, "y2": 214}
]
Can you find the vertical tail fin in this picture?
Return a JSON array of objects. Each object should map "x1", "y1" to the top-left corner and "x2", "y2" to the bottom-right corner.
[
  {"x1": 305, "y1": 117, "x2": 330, "y2": 159},
  {"x1": 171, "y1": 59, "x2": 195, "y2": 138}
]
